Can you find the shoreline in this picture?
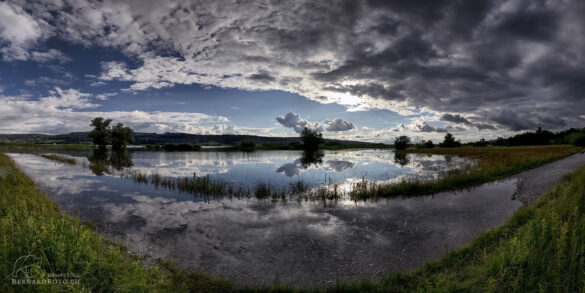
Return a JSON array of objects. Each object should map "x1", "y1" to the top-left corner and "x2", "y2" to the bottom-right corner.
[{"x1": 2, "y1": 148, "x2": 585, "y2": 291}]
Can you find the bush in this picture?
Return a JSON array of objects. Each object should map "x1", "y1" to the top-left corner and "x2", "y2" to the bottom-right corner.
[
  {"x1": 417, "y1": 140, "x2": 434, "y2": 149},
  {"x1": 300, "y1": 127, "x2": 324, "y2": 151},
  {"x1": 288, "y1": 142, "x2": 301, "y2": 149},
  {"x1": 177, "y1": 143, "x2": 201, "y2": 151},
  {"x1": 164, "y1": 143, "x2": 201, "y2": 151},
  {"x1": 569, "y1": 132, "x2": 585, "y2": 147},
  {"x1": 240, "y1": 140, "x2": 256, "y2": 151},
  {"x1": 394, "y1": 136, "x2": 411, "y2": 150},
  {"x1": 471, "y1": 138, "x2": 489, "y2": 147},
  {"x1": 144, "y1": 144, "x2": 162, "y2": 151},
  {"x1": 325, "y1": 141, "x2": 343, "y2": 146},
  {"x1": 164, "y1": 144, "x2": 176, "y2": 151}
]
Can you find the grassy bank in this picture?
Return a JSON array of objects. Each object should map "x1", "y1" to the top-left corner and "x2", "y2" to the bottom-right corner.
[
  {"x1": 350, "y1": 145, "x2": 581, "y2": 200},
  {"x1": 0, "y1": 153, "x2": 232, "y2": 292},
  {"x1": 333, "y1": 161, "x2": 585, "y2": 292}
]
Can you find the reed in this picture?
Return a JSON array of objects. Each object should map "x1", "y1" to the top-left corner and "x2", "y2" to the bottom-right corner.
[
  {"x1": 40, "y1": 154, "x2": 77, "y2": 165},
  {"x1": 350, "y1": 145, "x2": 581, "y2": 199}
]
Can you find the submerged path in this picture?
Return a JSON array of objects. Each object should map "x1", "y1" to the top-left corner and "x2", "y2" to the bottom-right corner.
[{"x1": 513, "y1": 151, "x2": 585, "y2": 204}]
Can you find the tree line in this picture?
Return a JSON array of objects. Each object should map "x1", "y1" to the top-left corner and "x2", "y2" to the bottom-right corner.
[
  {"x1": 394, "y1": 132, "x2": 461, "y2": 150},
  {"x1": 393, "y1": 127, "x2": 585, "y2": 150},
  {"x1": 88, "y1": 116, "x2": 585, "y2": 152}
]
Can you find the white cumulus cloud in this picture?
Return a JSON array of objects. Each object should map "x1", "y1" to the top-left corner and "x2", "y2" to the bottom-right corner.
[{"x1": 276, "y1": 112, "x2": 355, "y2": 134}]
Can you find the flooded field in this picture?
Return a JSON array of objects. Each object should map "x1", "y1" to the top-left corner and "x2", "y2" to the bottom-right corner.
[{"x1": 6, "y1": 149, "x2": 523, "y2": 286}]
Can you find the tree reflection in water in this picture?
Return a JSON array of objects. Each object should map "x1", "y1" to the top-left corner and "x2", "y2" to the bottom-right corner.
[
  {"x1": 299, "y1": 150, "x2": 324, "y2": 168},
  {"x1": 393, "y1": 151, "x2": 410, "y2": 166},
  {"x1": 110, "y1": 149, "x2": 133, "y2": 171},
  {"x1": 88, "y1": 149, "x2": 133, "y2": 176}
]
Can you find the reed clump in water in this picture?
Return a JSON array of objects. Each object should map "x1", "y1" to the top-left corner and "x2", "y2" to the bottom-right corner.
[
  {"x1": 41, "y1": 154, "x2": 77, "y2": 165},
  {"x1": 122, "y1": 168, "x2": 337, "y2": 204}
]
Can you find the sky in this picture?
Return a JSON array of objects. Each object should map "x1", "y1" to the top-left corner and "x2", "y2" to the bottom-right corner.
[{"x1": 1, "y1": 0, "x2": 584, "y2": 143}]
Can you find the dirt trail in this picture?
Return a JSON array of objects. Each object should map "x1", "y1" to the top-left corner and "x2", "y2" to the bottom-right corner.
[{"x1": 513, "y1": 151, "x2": 585, "y2": 204}]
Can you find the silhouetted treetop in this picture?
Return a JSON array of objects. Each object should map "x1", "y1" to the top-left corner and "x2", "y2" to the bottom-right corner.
[
  {"x1": 88, "y1": 117, "x2": 112, "y2": 149},
  {"x1": 439, "y1": 133, "x2": 461, "y2": 148},
  {"x1": 300, "y1": 127, "x2": 324, "y2": 151},
  {"x1": 111, "y1": 123, "x2": 135, "y2": 150},
  {"x1": 394, "y1": 136, "x2": 410, "y2": 150}
]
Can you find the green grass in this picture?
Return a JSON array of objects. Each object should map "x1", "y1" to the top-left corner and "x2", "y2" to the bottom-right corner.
[
  {"x1": 0, "y1": 153, "x2": 232, "y2": 292},
  {"x1": 40, "y1": 154, "x2": 77, "y2": 165},
  {"x1": 350, "y1": 145, "x2": 582, "y2": 200}
]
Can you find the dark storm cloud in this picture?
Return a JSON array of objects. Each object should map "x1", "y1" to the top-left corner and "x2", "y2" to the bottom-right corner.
[
  {"x1": 248, "y1": 70, "x2": 276, "y2": 83},
  {"x1": 323, "y1": 83, "x2": 407, "y2": 101},
  {"x1": 417, "y1": 122, "x2": 466, "y2": 133},
  {"x1": 308, "y1": 0, "x2": 585, "y2": 131},
  {"x1": 489, "y1": 110, "x2": 537, "y2": 132},
  {"x1": 495, "y1": 9, "x2": 559, "y2": 41},
  {"x1": 440, "y1": 114, "x2": 497, "y2": 131},
  {"x1": 393, "y1": 122, "x2": 466, "y2": 133},
  {"x1": 2, "y1": 0, "x2": 585, "y2": 132},
  {"x1": 440, "y1": 114, "x2": 471, "y2": 125}
]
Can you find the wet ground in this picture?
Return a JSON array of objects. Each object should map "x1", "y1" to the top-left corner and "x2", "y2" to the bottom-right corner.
[{"x1": 5, "y1": 151, "x2": 585, "y2": 287}]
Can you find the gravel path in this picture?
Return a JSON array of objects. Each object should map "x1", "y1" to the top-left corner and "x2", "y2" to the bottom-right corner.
[{"x1": 514, "y1": 150, "x2": 585, "y2": 205}]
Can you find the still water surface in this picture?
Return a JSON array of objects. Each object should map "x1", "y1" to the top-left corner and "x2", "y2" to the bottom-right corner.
[{"x1": 7, "y1": 149, "x2": 522, "y2": 286}]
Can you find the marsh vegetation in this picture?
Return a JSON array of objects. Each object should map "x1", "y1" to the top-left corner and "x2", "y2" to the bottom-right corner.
[
  {"x1": 36, "y1": 145, "x2": 581, "y2": 203},
  {"x1": 40, "y1": 154, "x2": 77, "y2": 165},
  {"x1": 350, "y1": 145, "x2": 580, "y2": 200}
]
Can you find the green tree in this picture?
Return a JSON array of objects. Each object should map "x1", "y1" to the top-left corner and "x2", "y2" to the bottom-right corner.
[
  {"x1": 422, "y1": 140, "x2": 434, "y2": 148},
  {"x1": 569, "y1": 130, "x2": 585, "y2": 147},
  {"x1": 88, "y1": 117, "x2": 112, "y2": 149},
  {"x1": 111, "y1": 123, "x2": 135, "y2": 151},
  {"x1": 440, "y1": 132, "x2": 461, "y2": 148},
  {"x1": 300, "y1": 127, "x2": 324, "y2": 151},
  {"x1": 394, "y1": 136, "x2": 411, "y2": 150}
]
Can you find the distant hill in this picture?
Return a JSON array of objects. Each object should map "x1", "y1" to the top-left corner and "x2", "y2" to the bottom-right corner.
[{"x1": 0, "y1": 132, "x2": 376, "y2": 146}]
